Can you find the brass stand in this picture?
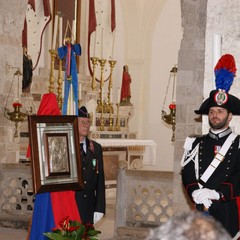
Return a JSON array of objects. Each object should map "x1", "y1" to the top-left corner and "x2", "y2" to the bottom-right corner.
[
  {"x1": 107, "y1": 60, "x2": 117, "y2": 113},
  {"x1": 96, "y1": 59, "x2": 107, "y2": 113},
  {"x1": 90, "y1": 57, "x2": 98, "y2": 90},
  {"x1": 57, "y1": 59, "x2": 63, "y2": 111},
  {"x1": 114, "y1": 103, "x2": 120, "y2": 131},
  {"x1": 108, "y1": 108, "x2": 114, "y2": 131},
  {"x1": 48, "y1": 49, "x2": 57, "y2": 93},
  {"x1": 98, "y1": 103, "x2": 105, "y2": 131}
]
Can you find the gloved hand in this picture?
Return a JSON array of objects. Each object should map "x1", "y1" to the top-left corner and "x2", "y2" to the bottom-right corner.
[
  {"x1": 192, "y1": 188, "x2": 220, "y2": 203},
  {"x1": 93, "y1": 212, "x2": 104, "y2": 224},
  {"x1": 192, "y1": 189, "x2": 214, "y2": 209}
]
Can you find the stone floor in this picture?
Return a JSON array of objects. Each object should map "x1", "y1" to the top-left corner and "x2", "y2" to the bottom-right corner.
[{"x1": 0, "y1": 189, "x2": 116, "y2": 240}]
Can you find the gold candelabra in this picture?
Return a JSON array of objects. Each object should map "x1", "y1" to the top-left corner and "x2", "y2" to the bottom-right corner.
[
  {"x1": 107, "y1": 60, "x2": 117, "y2": 113},
  {"x1": 107, "y1": 107, "x2": 114, "y2": 131},
  {"x1": 57, "y1": 58, "x2": 63, "y2": 111},
  {"x1": 90, "y1": 57, "x2": 99, "y2": 91},
  {"x1": 48, "y1": 49, "x2": 57, "y2": 93},
  {"x1": 114, "y1": 103, "x2": 120, "y2": 131},
  {"x1": 98, "y1": 103, "x2": 105, "y2": 131}
]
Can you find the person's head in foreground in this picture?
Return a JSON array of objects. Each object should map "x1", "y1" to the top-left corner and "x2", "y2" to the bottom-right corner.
[{"x1": 145, "y1": 211, "x2": 231, "y2": 240}]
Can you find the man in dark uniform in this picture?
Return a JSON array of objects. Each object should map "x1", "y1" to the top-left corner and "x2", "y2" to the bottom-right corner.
[
  {"x1": 181, "y1": 54, "x2": 240, "y2": 238},
  {"x1": 75, "y1": 106, "x2": 106, "y2": 224}
]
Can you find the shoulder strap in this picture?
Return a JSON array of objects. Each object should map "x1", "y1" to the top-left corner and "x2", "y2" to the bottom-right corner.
[{"x1": 200, "y1": 133, "x2": 237, "y2": 183}]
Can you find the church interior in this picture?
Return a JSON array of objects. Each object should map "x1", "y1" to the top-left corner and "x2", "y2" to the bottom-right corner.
[{"x1": 1, "y1": 0, "x2": 240, "y2": 239}]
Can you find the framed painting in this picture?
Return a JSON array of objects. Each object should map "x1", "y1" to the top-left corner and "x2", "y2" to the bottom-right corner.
[{"x1": 28, "y1": 115, "x2": 83, "y2": 193}]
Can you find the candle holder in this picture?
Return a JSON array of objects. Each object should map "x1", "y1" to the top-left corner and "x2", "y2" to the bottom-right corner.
[
  {"x1": 98, "y1": 103, "x2": 105, "y2": 131},
  {"x1": 57, "y1": 58, "x2": 63, "y2": 111},
  {"x1": 107, "y1": 60, "x2": 117, "y2": 113},
  {"x1": 107, "y1": 107, "x2": 114, "y2": 131},
  {"x1": 114, "y1": 103, "x2": 121, "y2": 131},
  {"x1": 90, "y1": 57, "x2": 99, "y2": 90},
  {"x1": 48, "y1": 49, "x2": 57, "y2": 93},
  {"x1": 96, "y1": 59, "x2": 107, "y2": 113}
]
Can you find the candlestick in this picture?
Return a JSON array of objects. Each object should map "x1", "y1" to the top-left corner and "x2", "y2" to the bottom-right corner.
[
  {"x1": 52, "y1": 15, "x2": 59, "y2": 50},
  {"x1": 111, "y1": 30, "x2": 115, "y2": 59},
  {"x1": 212, "y1": 34, "x2": 221, "y2": 87},
  {"x1": 59, "y1": 16, "x2": 63, "y2": 47}
]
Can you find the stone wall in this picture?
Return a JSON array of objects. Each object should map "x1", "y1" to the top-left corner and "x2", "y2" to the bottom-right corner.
[
  {"x1": 173, "y1": 0, "x2": 208, "y2": 212},
  {"x1": 0, "y1": 0, "x2": 27, "y2": 164}
]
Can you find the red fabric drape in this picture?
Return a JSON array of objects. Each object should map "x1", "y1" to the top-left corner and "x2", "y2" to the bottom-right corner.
[
  {"x1": 51, "y1": 191, "x2": 81, "y2": 224},
  {"x1": 111, "y1": 0, "x2": 116, "y2": 32}
]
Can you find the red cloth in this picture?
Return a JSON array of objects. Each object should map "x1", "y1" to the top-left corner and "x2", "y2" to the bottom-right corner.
[
  {"x1": 111, "y1": 0, "x2": 116, "y2": 32},
  {"x1": 26, "y1": 93, "x2": 61, "y2": 158},
  {"x1": 51, "y1": 191, "x2": 81, "y2": 224}
]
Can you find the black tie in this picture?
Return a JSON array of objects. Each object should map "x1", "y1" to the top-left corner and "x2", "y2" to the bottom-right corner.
[{"x1": 80, "y1": 143, "x2": 85, "y2": 157}]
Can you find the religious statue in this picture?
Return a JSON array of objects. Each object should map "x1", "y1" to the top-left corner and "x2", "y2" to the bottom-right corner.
[
  {"x1": 120, "y1": 65, "x2": 132, "y2": 106},
  {"x1": 58, "y1": 37, "x2": 81, "y2": 115},
  {"x1": 22, "y1": 46, "x2": 33, "y2": 93}
]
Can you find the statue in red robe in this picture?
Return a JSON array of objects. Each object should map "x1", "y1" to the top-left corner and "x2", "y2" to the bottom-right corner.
[{"x1": 120, "y1": 65, "x2": 132, "y2": 105}]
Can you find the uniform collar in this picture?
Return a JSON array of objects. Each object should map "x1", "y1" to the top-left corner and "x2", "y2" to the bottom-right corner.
[{"x1": 209, "y1": 128, "x2": 232, "y2": 140}]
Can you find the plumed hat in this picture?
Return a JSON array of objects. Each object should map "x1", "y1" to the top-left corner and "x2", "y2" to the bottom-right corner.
[
  {"x1": 78, "y1": 106, "x2": 90, "y2": 118},
  {"x1": 195, "y1": 54, "x2": 240, "y2": 115}
]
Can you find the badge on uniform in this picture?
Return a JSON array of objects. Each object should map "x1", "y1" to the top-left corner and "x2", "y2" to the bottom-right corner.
[
  {"x1": 214, "y1": 145, "x2": 221, "y2": 155},
  {"x1": 92, "y1": 159, "x2": 99, "y2": 174}
]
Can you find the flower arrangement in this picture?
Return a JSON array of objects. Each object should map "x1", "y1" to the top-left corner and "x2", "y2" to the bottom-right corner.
[{"x1": 43, "y1": 216, "x2": 101, "y2": 240}]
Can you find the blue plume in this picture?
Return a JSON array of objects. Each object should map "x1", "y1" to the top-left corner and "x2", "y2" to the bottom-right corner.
[{"x1": 214, "y1": 68, "x2": 234, "y2": 93}]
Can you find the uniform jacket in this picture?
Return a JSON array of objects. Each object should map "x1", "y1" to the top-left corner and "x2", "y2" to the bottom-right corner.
[
  {"x1": 75, "y1": 137, "x2": 106, "y2": 224},
  {"x1": 181, "y1": 128, "x2": 240, "y2": 237}
]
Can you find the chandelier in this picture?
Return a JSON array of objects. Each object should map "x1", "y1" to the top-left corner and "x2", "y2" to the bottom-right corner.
[
  {"x1": 4, "y1": 64, "x2": 29, "y2": 137},
  {"x1": 162, "y1": 65, "x2": 177, "y2": 141}
]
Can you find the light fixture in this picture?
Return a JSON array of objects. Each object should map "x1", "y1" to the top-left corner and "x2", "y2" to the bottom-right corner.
[
  {"x1": 4, "y1": 64, "x2": 29, "y2": 137},
  {"x1": 162, "y1": 65, "x2": 177, "y2": 141}
]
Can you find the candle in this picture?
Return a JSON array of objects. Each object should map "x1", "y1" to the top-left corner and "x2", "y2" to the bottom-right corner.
[
  {"x1": 117, "y1": 87, "x2": 121, "y2": 103},
  {"x1": 212, "y1": 34, "x2": 221, "y2": 87},
  {"x1": 111, "y1": 30, "x2": 115, "y2": 59},
  {"x1": 72, "y1": 19, "x2": 76, "y2": 44},
  {"x1": 79, "y1": 83, "x2": 82, "y2": 100},
  {"x1": 52, "y1": 15, "x2": 59, "y2": 50},
  {"x1": 93, "y1": 28, "x2": 97, "y2": 57},
  {"x1": 59, "y1": 17, "x2": 63, "y2": 47},
  {"x1": 101, "y1": 28, "x2": 104, "y2": 59}
]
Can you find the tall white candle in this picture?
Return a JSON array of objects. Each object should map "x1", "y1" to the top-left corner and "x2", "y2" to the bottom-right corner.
[
  {"x1": 52, "y1": 15, "x2": 59, "y2": 50},
  {"x1": 117, "y1": 87, "x2": 121, "y2": 103},
  {"x1": 59, "y1": 17, "x2": 63, "y2": 47},
  {"x1": 79, "y1": 83, "x2": 82, "y2": 100},
  {"x1": 93, "y1": 28, "x2": 97, "y2": 57},
  {"x1": 72, "y1": 19, "x2": 76, "y2": 44},
  {"x1": 101, "y1": 28, "x2": 104, "y2": 59},
  {"x1": 212, "y1": 34, "x2": 222, "y2": 86},
  {"x1": 111, "y1": 30, "x2": 115, "y2": 59}
]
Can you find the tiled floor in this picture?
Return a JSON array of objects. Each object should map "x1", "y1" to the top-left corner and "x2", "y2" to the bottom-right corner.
[{"x1": 0, "y1": 189, "x2": 116, "y2": 240}]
